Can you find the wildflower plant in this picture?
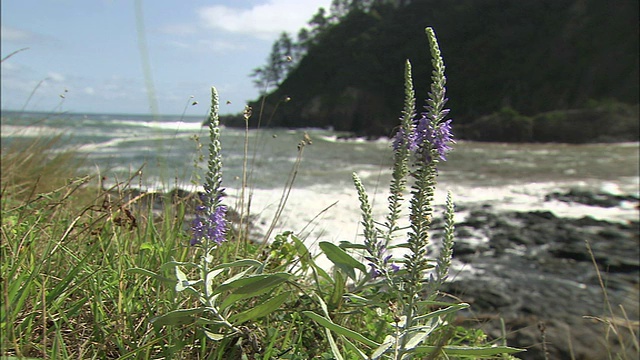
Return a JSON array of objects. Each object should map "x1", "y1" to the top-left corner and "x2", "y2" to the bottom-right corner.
[
  {"x1": 303, "y1": 28, "x2": 522, "y2": 359},
  {"x1": 136, "y1": 87, "x2": 294, "y2": 356}
]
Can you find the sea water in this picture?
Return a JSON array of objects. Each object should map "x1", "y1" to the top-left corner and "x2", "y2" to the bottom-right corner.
[{"x1": 2, "y1": 110, "x2": 639, "y2": 249}]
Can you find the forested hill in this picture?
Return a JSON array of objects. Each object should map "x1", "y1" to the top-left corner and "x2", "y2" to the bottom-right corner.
[{"x1": 237, "y1": 0, "x2": 639, "y2": 141}]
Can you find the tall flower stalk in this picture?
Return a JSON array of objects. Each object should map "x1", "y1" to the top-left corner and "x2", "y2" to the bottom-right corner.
[
  {"x1": 187, "y1": 87, "x2": 238, "y2": 334},
  {"x1": 385, "y1": 60, "x2": 416, "y2": 244},
  {"x1": 399, "y1": 27, "x2": 454, "y2": 352},
  {"x1": 191, "y1": 87, "x2": 227, "y2": 249},
  {"x1": 350, "y1": 27, "x2": 459, "y2": 358}
]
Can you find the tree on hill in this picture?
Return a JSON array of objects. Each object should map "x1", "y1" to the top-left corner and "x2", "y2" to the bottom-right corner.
[
  {"x1": 250, "y1": 32, "x2": 295, "y2": 92},
  {"x1": 246, "y1": 0, "x2": 639, "y2": 139}
]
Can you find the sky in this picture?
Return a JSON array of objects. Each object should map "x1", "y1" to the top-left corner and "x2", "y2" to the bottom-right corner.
[{"x1": 1, "y1": 0, "x2": 332, "y2": 117}]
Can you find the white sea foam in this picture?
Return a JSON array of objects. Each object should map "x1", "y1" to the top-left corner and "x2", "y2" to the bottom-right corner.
[
  {"x1": 110, "y1": 119, "x2": 204, "y2": 132},
  {"x1": 162, "y1": 177, "x2": 638, "y2": 257},
  {"x1": 0, "y1": 125, "x2": 63, "y2": 137}
]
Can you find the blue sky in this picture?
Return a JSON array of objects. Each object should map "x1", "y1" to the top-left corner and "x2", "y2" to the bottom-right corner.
[{"x1": 1, "y1": 0, "x2": 332, "y2": 116}]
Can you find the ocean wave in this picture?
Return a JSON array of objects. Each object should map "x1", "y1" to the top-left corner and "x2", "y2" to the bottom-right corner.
[
  {"x1": 110, "y1": 119, "x2": 204, "y2": 132},
  {"x1": 0, "y1": 125, "x2": 64, "y2": 137}
]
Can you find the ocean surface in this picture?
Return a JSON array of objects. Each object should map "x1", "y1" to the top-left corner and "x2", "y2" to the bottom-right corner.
[{"x1": 2, "y1": 110, "x2": 639, "y2": 249}]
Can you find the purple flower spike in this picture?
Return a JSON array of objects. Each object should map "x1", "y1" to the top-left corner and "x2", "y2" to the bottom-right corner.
[
  {"x1": 208, "y1": 205, "x2": 227, "y2": 245},
  {"x1": 368, "y1": 245, "x2": 401, "y2": 279},
  {"x1": 190, "y1": 216, "x2": 205, "y2": 246},
  {"x1": 369, "y1": 263, "x2": 382, "y2": 279},
  {"x1": 411, "y1": 116, "x2": 454, "y2": 164},
  {"x1": 190, "y1": 201, "x2": 227, "y2": 246}
]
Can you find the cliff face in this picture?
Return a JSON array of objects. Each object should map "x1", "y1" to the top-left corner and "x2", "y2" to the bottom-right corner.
[{"x1": 247, "y1": 0, "x2": 639, "y2": 139}]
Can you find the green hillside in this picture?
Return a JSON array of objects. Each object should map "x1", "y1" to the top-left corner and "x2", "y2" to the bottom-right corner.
[{"x1": 237, "y1": 0, "x2": 639, "y2": 141}]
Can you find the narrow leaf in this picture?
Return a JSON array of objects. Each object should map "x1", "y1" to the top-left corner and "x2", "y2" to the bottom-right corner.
[
  {"x1": 371, "y1": 337, "x2": 394, "y2": 359},
  {"x1": 342, "y1": 337, "x2": 368, "y2": 359},
  {"x1": 338, "y1": 241, "x2": 367, "y2": 250},
  {"x1": 219, "y1": 278, "x2": 286, "y2": 311},
  {"x1": 343, "y1": 293, "x2": 378, "y2": 307},
  {"x1": 229, "y1": 292, "x2": 289, "y2": 325},
  {"x1": 413, "y1": 303, "x2": 469, "y2": 322},
  {"x1": 302, "y1": 311, "x2": 380, "y2": 348},
  {"x1": 211, "y1": 259, "x2": 263, "y2": 270},
  {"x1": 150, "y1": 308, "x2": 205, "y2": 326},
  {"x1": 326, "y1": 327, "x2": 345, "y2": 360},
  {"x1": 319, "y1": 241, "x2": 366, "y2": 280},
  {"x1": 328, "y1": 269, "x2": 345, "y2": 309},
  {"x1": 175, "y1": 266, "x2": 188, "y2": 292},
  {"x1": 404, "y1": 331, "x2": 430, "y2": 350},
  {"x1": 214, "y1": 272, "x2": 291, "y2": 295},
  {"x1": 204, "y1": 330, "x2": 227, "y2": 341},
  {"x1": 412, "y1": 345, "x2": 524, "y2": 356},
  {"x1": 291, "y1": 234, "x2": 333, "y2": 282}
]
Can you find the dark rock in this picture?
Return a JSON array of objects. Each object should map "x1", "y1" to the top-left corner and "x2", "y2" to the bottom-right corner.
[
  {"x1": 545, "y1": 188, "x2": 640, "y2": 208},
  {"x1": 441, "y1": 200, "x2": 639, "y2": 360}
]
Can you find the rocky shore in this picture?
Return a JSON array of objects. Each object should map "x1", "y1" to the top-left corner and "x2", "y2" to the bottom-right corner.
[{"x1": 440, "y1": 190, "x2": 639, "y2": 359}]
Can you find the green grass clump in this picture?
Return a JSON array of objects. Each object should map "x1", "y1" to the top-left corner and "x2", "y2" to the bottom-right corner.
[{"x1": 1, "y1": 135, "x2": 204, "y2": 358}]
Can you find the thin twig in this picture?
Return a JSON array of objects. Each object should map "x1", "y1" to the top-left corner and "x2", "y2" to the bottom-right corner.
[{"x1": 1, "y1": 47, "x2": 29, "y2": 62}]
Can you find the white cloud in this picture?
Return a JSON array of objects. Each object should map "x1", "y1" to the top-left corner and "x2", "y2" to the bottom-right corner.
[
  {"x1": 1, "y1": 61, "x2": 17, "y2": 71},
  {"x1": 198, "y1": 0, "x2": 332, "y2": 40},
  {"x1": 84, "y1": 87, "x2": 95, "y2": 95},
  {"x1": 1, "y1": 25, "x2": 32, "y2": 42},
  {"x1": 48, "y1": 72, "x2": 65, "y2": 82}
]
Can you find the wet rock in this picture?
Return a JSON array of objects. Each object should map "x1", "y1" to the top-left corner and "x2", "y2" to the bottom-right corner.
[
  {"x1": 442, "y1": 193, "x2": 639, "y2": 360},
  {"x1": 545, "y1": 189, "x2": 639, "y2": 208}
]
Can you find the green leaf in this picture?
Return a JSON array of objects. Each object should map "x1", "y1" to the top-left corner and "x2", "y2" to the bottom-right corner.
[
  {"x1": 176, "y1": 266, "x2": 188, "y2": 280},
  {"x1": 370, "y1": 336, "x2": 394, "y2": 359},
  {"x1": 413, "y1": 303, "x2": 469, "y2": 323},
  {"x1": 175, "y1": 267, "x2": 201, "y2": 292},
  {"x1": 214, "y1": 272, "x2": 291, "y2": 295},
  {"x1": 412, "y1": 345, "x2": 524, "y2": 356},
  {"x1": 406, "y1": 316, "x2": 442, "y2": 336},
  {"x1": 302, "y1": 311, "x2": 380, "y2": 348},
  {"x1": 205, "y1": 268, "x2": 225, "y2": 295},
  {"x1": 326, "y1": 327, "x2": 345, "y2": 360},
  {"x1": 338, "y1": 241, "x2": 367, "y2": 250},
  {"x1": 140, "y1": 242, "x2": 155, "y2": 251},
  {"x1": 343, "y1": 293, "x2": 378, "y2": 307},
  {"x1": 415, "y1": 299, "x2": 460, "y2": 307},
  {"x1": 404, "y1": 330, "x2": 430, "y2": 350},
  {"x1": 203, "y1": 330, "x2": 227, "y2": 341},
  {"x1": 319, "y1": 241, "x2": 366, "y2": 280},
  {"x1": 211, "y1": 259, "x2": 263, "y2": 271},
  {"x1": 328, "y1": 269, "x2": 345, "y2": 309},
  {"x1": 219, "y1": 277, "x2": 288, "y2": 311},
  {"x1": 291, "y1": 234, "x2": 332, "y2": 282},
  {"x1": 341, "y1": 337, "x2": 368, "y2": 359},
  {"x1": 228, "y1": 292, "x2": 289, "y2": 325},
  {"x1": 218, "y1": 268, "x2": 253, "y2": 288},
  {"x1": 150, "y1": 308, "x2": 205, "y2": 326},
  {"x1": 388, "y1": 243, "x2": 411, "y2": 249}
]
